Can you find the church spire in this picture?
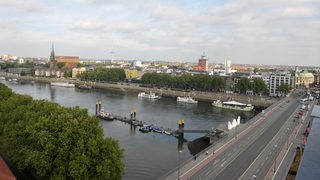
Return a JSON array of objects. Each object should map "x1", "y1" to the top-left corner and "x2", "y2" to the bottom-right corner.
[
  {"x1": 50, "y1": 43, "x2": 56, "y2": 62},
  {"x1": 50, "y1": 43, "x2": 56, "y2": 69}
]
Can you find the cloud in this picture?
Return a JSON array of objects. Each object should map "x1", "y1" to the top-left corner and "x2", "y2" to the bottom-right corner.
[
  {"x1": 70, "y1": 20, "x2": 107, "y2": 31},
  {"x1": 0, "y1": 0, "x2": 46, "y2": 13},
  {"x1": 282, "y1": 7, "x2": 318, "y2": 17},
  {"x1": 115, "y1": 22, "x2": 144, "y2": 33}
]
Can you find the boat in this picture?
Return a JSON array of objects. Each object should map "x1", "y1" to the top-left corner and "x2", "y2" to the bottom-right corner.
[
  {"x1": 51, "y1": 82, "x2": 75, "y2": 88},
  {"x1": 139, "y1": 125, "x2": 153, "y2": 133},
  {"x1": 153, "y1": 126, "x2": 164, "y2": 133},
  {"x1": 177, "y1": 96, "x2": 198, "y2": 104},
  {"x1": 97, "y1": 108, "x2": 114, "y2": 121},
  {"x1": 138, "y1": 91, "x2": 161, "y2": 99},
  {"x1": 212, "y1": 100, "x2": 254, "y2": 112}
]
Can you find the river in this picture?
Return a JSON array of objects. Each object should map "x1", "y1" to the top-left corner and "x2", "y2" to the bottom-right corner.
[{"x1": 1, "y1": 80, "x2": 260, "y2": 179}]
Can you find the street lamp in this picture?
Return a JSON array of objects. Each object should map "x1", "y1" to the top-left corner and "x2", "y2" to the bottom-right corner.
[
  {"x1": 274, "y1": 144, "x2": 278, "y2": 173},
  {"x1": 213, "y1": 130, "x2": 216, "y2": 154}
]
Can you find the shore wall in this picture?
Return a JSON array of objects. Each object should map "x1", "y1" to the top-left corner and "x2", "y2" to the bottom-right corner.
[{"x1": 4, "y1": 75, "x2": 278, "y2": 107}]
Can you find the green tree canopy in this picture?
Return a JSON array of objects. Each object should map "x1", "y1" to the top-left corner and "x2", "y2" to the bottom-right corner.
[
  {"x1": 78, "y1": 68, "x2": 125, "y2": 82},
  {"x1": 252, "y1": 78, "x2": 268, "y2": 95},
  {"x1": 236, "y1": 78, "x2": 252, "y2": 94},
  {"x1": 278, "y1": 83, "x2": 292, "y2": 95},
  {"x1": 141, "y1": 73, "x2": 226, "y2": 92},
  {"x1": 0, "y1": 83, "x2": 124, "y2": 179}
]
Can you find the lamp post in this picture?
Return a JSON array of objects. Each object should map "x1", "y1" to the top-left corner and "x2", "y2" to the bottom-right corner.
[
  {"x1": 212, "y1": 130, "x2": 216, "y2": 154},
  {"x1": 274, "y1": 144, "x2": 278, "y2": 173}
]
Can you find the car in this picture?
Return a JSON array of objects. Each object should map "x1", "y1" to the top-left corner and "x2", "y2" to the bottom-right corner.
[{"x1": 299, "y1": 111, "x2": 303, "y2": 115}]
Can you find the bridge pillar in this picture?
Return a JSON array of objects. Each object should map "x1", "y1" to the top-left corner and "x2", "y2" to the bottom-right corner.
[{"x1": 96, "y1": 101, "x2": 101, "y2": 115}]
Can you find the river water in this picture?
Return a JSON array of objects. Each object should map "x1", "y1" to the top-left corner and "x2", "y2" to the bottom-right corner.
[{"x1": 1, "y1": 80, "x2": 259, "y2": 179}]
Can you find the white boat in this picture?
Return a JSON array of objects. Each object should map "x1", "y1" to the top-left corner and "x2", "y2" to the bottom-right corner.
[
  {"x1": 138, "y1": 91, "x2": 161, "y2": 99},
  {"x1": 51, "y1": 82, "x2": 75, "y2": 88},
  {"x1": 177, "y1": 96, "x2": 198, "y2": 104},
  {"x1": 212, "y1": 100, "x2": 254, "y2": 112}
]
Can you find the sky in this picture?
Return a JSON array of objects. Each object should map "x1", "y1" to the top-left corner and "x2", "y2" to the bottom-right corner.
[{"x1": 0, "y1": 0, "x2": 319, "y2": 66}]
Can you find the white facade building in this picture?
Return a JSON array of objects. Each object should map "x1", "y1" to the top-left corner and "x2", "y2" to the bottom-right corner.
[
  {"x1": 269, "y1": 71, "x2": 292, "y2": 97},
  {"x1": 225, "y1": 60, "x2": 231, "y2": 74},
  {"x1": 133, "y1": 60, "x2": 142, "y2": 67}
]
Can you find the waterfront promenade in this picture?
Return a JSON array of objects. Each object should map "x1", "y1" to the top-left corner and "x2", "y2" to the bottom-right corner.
[{"x1": 3, "y1": 75, "x2": 277, "y2": 107}]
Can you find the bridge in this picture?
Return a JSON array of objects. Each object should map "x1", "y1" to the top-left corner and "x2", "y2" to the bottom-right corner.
[{"x1": 161, "y1": 89, "x2": 314, "y2": 180}]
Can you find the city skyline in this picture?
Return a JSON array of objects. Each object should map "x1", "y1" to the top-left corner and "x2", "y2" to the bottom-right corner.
[{"x1": 0, "y1": 0, "x2": 319, "y2": 66}]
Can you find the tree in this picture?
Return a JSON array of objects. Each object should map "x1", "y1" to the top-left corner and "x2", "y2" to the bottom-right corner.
[
  {"x1": 237, "y1": 78, "x2": 251, "y2": 94},
  {"x1": 63, "y1": 70, "x2": 72, "y2": 78},
  {"x1": 79, "y1": 68, "x2": 125, "y2": 82},
  {"x1": 57, "y1": 62, "x2": 65, "y2": 69},
  {"x1": 278, "y1": 83, "x2": 291, "y2": 95},
  {"x1": 253, "y1": 67, "x2": 260, "y2": 74},
  {"x1": 252, "y1": 78, "x2": 267, "y2": 95},
  {"x1": 0, "y1": 83, "x2": 124, "y2": 179}
]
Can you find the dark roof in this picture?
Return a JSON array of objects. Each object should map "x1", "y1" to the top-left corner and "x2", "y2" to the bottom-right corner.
[{"x1": 296, "y1": 105, "x2": 320, "y2": 179}]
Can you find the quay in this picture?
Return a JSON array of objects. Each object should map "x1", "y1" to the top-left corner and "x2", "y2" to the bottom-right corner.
[{"x1": 2, "y1": 75, "x2": 278, "y2": 107}]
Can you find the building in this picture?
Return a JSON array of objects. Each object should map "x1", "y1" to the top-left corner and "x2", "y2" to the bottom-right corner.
[
  {"x1": 56, "y1": 56, "x2": 79, "y2": 69},
  {"x1": 314, "y1": 73, "x2": 320, "y2": 87},
  {"x1": 0, "y1": 156, "x2": 15, "y2": 180},
  {"x1": 294, "y1": 66, "x2": 314, "y2": 88},
  {"x1": 261, "y1": 72, "x2": 271, "y2": 90},
  {"x1": 72, "y1": 67, "x2": 86, "y2": 78},
  {"x1": 133, "y1": 60, "x2": 142, "y2": 67},
  {"x1": 49, "y1": 44, "x2": 79, "y2": 69},
  {"x1": 295, "y1": 72, "x2": 314, "y2": 88},
  {"x1": 225, "y1": 60, "x2": 231, "y2": 74},
  {"x1": 198, "y1": 55, "x2": 208, "y2": 72},
  {"x1": 269, "y1": 71, "x2": 292, "y2": 96}
]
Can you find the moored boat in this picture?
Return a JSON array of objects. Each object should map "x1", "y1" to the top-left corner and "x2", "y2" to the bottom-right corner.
[
  {"x1": 51, "y1": 82, "x2": 75, "y2": 88},
  {"x1": 138, "y1": 91, "x2": 161, "y2": 99},
  {"x1": 212, "y1": 100, "x2": 254, "y2": 112},
  {"x1": 177, "y1": 96, "x2": 198, "y2": 104},
  {"x1": 97, "y1": 107, "x2": 114, "y2": 120}
]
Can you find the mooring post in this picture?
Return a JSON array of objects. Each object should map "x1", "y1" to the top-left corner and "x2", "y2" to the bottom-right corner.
[{"x1": 95, "y1": 101, "x2": 98, "y2": 115}]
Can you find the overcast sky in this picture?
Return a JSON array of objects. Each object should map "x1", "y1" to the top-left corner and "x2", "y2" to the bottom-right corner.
[{"x1": 0, "y1": 0, "x2": 319, "y2": 66}]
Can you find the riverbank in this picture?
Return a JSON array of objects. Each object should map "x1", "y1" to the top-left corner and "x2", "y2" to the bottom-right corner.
[{"x1": 3, "y1": 75, "x2": 278, "y2": 108}]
